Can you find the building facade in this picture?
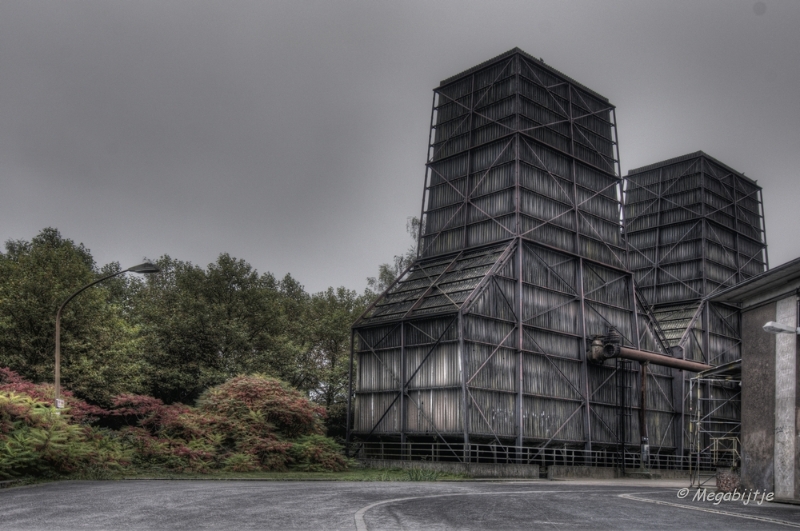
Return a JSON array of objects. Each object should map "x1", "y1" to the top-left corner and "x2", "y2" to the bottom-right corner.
[
  {"x1": 350, "y1": 49, "x2": 673, "y2": 457},
  {"x1": 711, "y1": 259, "x2": 800, "y2": 503}
]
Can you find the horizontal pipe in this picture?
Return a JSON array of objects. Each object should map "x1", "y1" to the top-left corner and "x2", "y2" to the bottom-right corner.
[
  {"x1": 618, "y1": 346, "x2": 711, "y2": 372},
  {"x1": 588, "y1": 330, "x2": 712, "y2": 372}
]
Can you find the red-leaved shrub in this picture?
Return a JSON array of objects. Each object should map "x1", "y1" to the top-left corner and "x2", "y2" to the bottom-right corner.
[
  {"x1": 196, "y1": 374, "x2": 326, "y2": 438},
  {"x1": 0, "y1": 368, "x2": 106, "y2": 423},
  {"x1": 1, "y1": 370, "x2": 349, "y2": 475}
]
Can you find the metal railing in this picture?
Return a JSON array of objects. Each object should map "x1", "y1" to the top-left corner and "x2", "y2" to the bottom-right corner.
[{"x1": 348, "y1": 441, "x2": 717, "y2": 471}]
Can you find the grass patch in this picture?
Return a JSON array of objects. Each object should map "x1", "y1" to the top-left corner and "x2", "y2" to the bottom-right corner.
[
  {"x1": 405, "y1": 467, "x2": 442, "y2": 481},
  {"x1": 115, "y1": 467, "x2": 454, "y2": 481},
  {"x1": 5, "y1": 466, "x2": 467, "y2": 485}
]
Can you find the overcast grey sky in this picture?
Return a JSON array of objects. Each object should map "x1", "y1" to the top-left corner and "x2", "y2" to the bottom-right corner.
[{"x1": 1, "y1": 1, "x2": 798, "y2": 293}]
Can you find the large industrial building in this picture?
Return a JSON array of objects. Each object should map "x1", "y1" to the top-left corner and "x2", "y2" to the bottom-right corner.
[
  {"x1": 625, "y1": 151, "x2": 768, "y2": 366},
  {"x1": 624, "y1": 152, "x2": 768, "y2": 459},
  {"x1": 349, "y1": 49, "x2": 671, "y2": 462},
  {"x1": 347, "y1": 49, "x2": 774, "y2": 474}
]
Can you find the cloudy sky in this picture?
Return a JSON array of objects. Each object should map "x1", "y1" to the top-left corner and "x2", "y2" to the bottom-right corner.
[{"x1": 1, "y1": 0, "x2": 798, "y2": 293}]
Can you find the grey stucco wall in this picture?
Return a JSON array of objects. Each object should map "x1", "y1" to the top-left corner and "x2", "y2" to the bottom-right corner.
[
  {"x1": 796, "y1": 403, "x2": 800, "y2": 499},
  {"x1": 774, "y1": 296, "x2": 798, "y2": 499},
  {"x1": 740, "y1": 302, "x2": 776, "y2": 492}
]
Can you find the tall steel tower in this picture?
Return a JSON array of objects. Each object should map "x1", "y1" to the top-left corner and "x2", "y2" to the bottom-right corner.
[
  {"x1": 350, "y1": 49, "x2": 674, "y2": 458},
  {"x1": 624, "y1": 152, "x2": 768, "y2": 456},
  {"x1": 625, "y1": 151, "x2": 768, "y2": 366}
]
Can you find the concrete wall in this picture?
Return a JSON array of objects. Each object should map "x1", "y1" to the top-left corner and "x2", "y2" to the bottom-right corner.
[
  {"x1": 740, "y1": 302, "x2": 777, "y2": 492},
  {"x1": 774, "y1": 296, "x2": 798, "y2": 500},
  {"x1": 547, "y1": 466, "x2": 617, "y2": 479},
  {"x1": 739, "y1": 294, "x2": 800, "y2": 502},
  {"x1": 359, "y1": 459, "x2": 539, "y2": 478},
  {"x1": 544, "y1": 466, "x2": 690, "y2": 480}
]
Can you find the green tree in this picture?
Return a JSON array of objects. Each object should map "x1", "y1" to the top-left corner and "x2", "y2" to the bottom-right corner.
[
  {"x1": 0, "y1": 228, "x2": 144, "y2": 405},
  {"x1": 305, "y1": 287, "x2": 368, "y2": 438},
  {"x1": 366, "y1": 216, "x2": 419, "y2": 294},
  {"x1": 131, "y1": 254, "x2": 320, "y2": 404}
]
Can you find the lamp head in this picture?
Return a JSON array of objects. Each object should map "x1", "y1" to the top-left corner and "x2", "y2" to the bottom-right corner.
[
  {"x1": 762, "y1": 321, "x2": 800, "y2": 334},
  {"x1": 127, "y1": 262, "x2": 161, "y2": 274}
]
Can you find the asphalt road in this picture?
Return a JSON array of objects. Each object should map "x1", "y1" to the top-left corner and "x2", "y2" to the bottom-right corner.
[{"x1": 1, "y1": 479, "x2": 799, "y2": 530}]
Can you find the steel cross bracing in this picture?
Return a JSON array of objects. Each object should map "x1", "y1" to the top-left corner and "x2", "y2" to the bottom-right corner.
[
  {"x1": 350, "y1": 237, "x2": 676, "y2": 454},
  {"x1": 417, "y1": 51, "x2": 626, "y2": 273},
  {"x1": 625, "y1": 154, "x2": 767, "y2": 307},
  {"x1": 350, "y1": 49, "x2": 683, "y2": 461},
  {"x1": 628, "y1": 190, "x2": 765, "y2": 301},
  {"x1": 623, "y1": 152, "x2": 765, "y2": 463}
]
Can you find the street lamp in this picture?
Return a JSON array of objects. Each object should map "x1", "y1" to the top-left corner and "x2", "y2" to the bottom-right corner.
[
  {"x1": 762, "y1": 321, "x2": 800, "y2": 335},
  {"x1": 54, "y1": 262, "x2": 161, "y2": 408}
]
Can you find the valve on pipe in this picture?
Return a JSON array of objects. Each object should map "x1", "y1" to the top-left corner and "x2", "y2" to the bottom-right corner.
[{"x1": 587, "y1": 327, "x2": 712, "y2": 373}]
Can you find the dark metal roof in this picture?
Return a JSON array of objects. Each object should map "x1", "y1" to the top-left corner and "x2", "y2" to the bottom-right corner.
[
  {"x1": 356, "y1": 242, "x2": 512, "y2": 326},
  {"x1": 710, "y1": 256, "x2": 800, "y2": 303},
  {"x1": 627, "y1": 151, "x2": 761, "y2": 188},
  {"x1": 438, "y1": 47, "x2": 611, "y2": 105}
]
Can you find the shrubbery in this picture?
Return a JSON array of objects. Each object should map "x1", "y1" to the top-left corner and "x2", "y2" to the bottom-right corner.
[
  {"x1": 0, "y1": 392, "x2": 129, "y2": 479},
  {"x1": 0, "y1": 370, "x2": 349, "y2": 479}
]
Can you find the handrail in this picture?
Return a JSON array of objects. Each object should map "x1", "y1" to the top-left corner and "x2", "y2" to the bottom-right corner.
[{"x1": 347, "y1": 441, "x2": 717, "y2": 471}]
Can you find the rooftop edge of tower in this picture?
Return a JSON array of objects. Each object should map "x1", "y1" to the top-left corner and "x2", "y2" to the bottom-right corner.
[
  {"x1": 627, "y1": 151, "x2": 761, "y2": 188},
  {"x1": 438, "y1": 47, "x2": 611, "y2": 105}
]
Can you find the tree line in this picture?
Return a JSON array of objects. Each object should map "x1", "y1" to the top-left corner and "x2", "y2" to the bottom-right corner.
[{"x1": 0, "y1": 227, "x2": 377, "y2": 439}]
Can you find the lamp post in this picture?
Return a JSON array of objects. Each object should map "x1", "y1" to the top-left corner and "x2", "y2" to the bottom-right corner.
[
  {"x1": 762, "y1": 321, "x2": 800, "y2": 335},
  {"x1": 54, "y1": 262, "x2": 160, "y2": 408}
]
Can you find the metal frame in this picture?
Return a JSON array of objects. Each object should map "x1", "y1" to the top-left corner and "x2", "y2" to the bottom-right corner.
[
  {"x1": 348, "y1": 49, "x2": 678, "y2": 461},
  {"x1": 624, "y1": 152, "x2": 766, "y2": 461},
  {"x1": 688, "y1": 364, "x2": 742, "y2": 487}
]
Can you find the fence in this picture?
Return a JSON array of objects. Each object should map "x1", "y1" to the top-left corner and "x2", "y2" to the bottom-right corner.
[{"x1": 348, "y1": 441, "x2": 717, "y2": 471}]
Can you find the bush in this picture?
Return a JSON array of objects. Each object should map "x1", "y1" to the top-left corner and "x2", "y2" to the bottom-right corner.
[
  {"x1": 0, "y1": 370, "x2": 349, "y2": 477},
  {"x1": 196, "y1": 374, "x2": 326, "y2": 438},
  {"x1": 288, "y1": 434, "x2": 349, "y2": 472},
  {"x1": 0, "y1": 368, "x2": 107, "y2": 423},
  {"x1": 222, "y1": 452, "x2": 259, "y2": 472},
  {"x1": 0, "y1": 391, "x2": 127, "y2": 478}
]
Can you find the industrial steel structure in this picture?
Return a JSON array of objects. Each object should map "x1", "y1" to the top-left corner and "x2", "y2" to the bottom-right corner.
[
  {"x1": 687, "y1": 361, "x2": 742, "y2": 488},
  {"x1": 624, "y1": 152, "x2": 767, "y2": 454},
  {"x1": 625, "y1": 151, "x2": 768, "y2": 366},
  {"x1": 348, "y1": 49, "x2": 681, "y2": 460}
]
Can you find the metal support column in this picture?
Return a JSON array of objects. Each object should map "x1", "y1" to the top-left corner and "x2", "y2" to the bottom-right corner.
[
  {"x1": 517, "y1": 239, "x2": 524, "y2": 453},
  {"x1": 346, "y1": 328, "x2": 355, "y2": 456},
  {"x1": 639, "y1": 361, "x2": 650, "y2": 468},
  {"x1": 578, "y1": 258, "x2": 592, "y2": 452},
  {"x1": 400, "y1": 320, "x2": 406, "y2": 453},
  {"x1": 458, "y1": 310, "x2": 470, "y2": 461}
]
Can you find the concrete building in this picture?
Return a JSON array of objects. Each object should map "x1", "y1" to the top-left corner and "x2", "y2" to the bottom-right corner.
[{"x1": 711, "y1": 257, "x2": 800, "y2": 503}]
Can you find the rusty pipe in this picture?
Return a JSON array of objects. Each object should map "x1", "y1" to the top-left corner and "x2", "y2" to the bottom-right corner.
[
  {"x1": 587, "y1": 330, "x2": 712, "y2": 372},
  {"x1": 617, "y1": 347, "x2": 711, "y2": 372}
]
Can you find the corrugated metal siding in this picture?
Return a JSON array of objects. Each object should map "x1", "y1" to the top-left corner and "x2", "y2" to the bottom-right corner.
[
  {"x1": 523, "y1": 396, "x2": 584, "y2": 441},
  {"x1": 405, "y1": 388, "x2": 462, "y2": 434},
  {"x1": 625, "y1": 152, "x2": 767, "y2": 308},
  {"x1": 352, "y1": 49, "x2": 684, "y2": 453},
  {"x1": 419, "y1": 50, "x2": 624, "y2": 271}
]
